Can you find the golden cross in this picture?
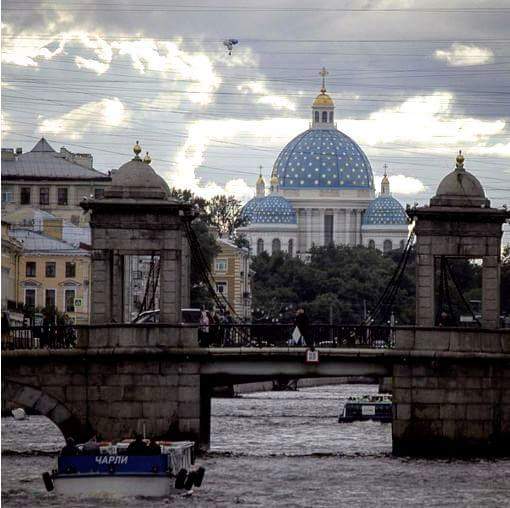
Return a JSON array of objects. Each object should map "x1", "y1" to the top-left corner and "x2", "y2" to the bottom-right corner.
[{"x1": 319, "y1": 67, "x2": 329, "y2": 91}]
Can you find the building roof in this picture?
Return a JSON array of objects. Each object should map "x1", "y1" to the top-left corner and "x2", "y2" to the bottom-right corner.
[
  {"x1": 1, "y1": 138, "x2": 110, "y2": 181},
  {"x1": 273, "y1": 128, "x2": 374, "y2": 190},
  {"x1": 9, "y1": 228, "x2": 89, "y2": 255},
  {"x1": 362, "y1": 195, "x2": 409, "y2": 226}
]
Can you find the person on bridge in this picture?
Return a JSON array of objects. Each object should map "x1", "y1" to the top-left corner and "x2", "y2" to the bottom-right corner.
[
  {"x1": 295, "y1": 307, "x2": 313, "y2": 348},
  {"x1": 60, "y1": 437, "x2": 79, "y2": 456},
  {"x1": 127, "y1": 433, "x2": 148, "y2": 455},
  {"x1": 198, "y1": 307, "x2": 210, "y2": 347}
]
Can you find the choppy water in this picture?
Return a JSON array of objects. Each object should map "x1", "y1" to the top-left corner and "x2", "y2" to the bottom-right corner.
[{"x1": 2, "y1": 385, "x2": 509, "y2": 507}]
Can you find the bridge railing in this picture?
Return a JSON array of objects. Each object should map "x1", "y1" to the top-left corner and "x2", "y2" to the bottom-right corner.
[
  {"x1": 1, "y1": 325, "x2": 78, "y2": 350},
  {"x1": 205, "y1": 324, "x2": 395, "y2": 349},
  {"x1": 1, "y1": 323, "x2": 395, "y2": 350}
]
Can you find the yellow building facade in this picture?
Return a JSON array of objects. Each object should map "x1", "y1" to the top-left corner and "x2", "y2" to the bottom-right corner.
[{"x1": 211, "y1": 238, "x2": 252, "y2": 319}]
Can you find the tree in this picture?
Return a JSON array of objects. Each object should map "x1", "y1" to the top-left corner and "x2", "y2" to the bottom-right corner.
[
  {"x1": 205, "y1": 195, "x2": 247, "y2": 238},
  {"x1": 251, "y1": 245, "x2": 416, "y2": 325},
  {"x1": 169, "y1": 188, "x2": 220, "y2": 308}
]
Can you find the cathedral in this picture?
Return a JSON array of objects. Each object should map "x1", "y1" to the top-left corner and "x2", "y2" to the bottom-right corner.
[{"x1": 239, "y1": 70, "x2": 410, "y2": 256}]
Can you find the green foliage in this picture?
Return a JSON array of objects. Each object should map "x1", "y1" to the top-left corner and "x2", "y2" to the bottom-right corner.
[
  {"x1": 251, "y1": 245, "x2": 416, "y2": 324},
  {"x1": 205, "y1": 194, "x2": 247, "y2": 238}
]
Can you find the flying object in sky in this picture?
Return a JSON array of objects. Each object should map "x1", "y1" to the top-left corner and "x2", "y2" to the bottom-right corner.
[{"x1": 223, "y1": 38, "x2": 239, "y2": 55}]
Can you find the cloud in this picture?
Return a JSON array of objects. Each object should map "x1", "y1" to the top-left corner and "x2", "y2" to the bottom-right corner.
[
  {"x1": 2, "y1": 111, "x2": 11, "y2": 135},
  {"x1": 74, "y1": 56, "x2": 110, "y2": 74},
  {"x1": 434, "y1": 43, "x2": 494, "y2": 66},
  {"x1": 1, "y1": 23, "x2": 66, "y2": 67},
  {"x1": 238, "y1": 81, "x2": 296, "y2": 111},
  {"x1": 38, "y1": 97, "x2": 129, "y2": 139},
  {"x1": 168, "y1": 117, "x2": 306, "y2": 201},
  {"x1": 111, "y1": 39, "x2": 221, "y2": 105},
  {"x1": 341, "y1": 92, "x2": 506, "y2": 155},
  {"x1": 375, "y1": 174, "x2": 426, "y2": 195}
]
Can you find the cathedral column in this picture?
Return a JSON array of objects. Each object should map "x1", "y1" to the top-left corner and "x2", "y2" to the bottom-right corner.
[
  {"x1": 306, "y1": 209, "x2": 312, "y2": 251},
  {"x1": 333, "y1": 209, "x2": 340, "y2": 245},
  {"x1": 345, "y1": 208, "x2": 351, "y2": 246},
  {"x1": 319, "y1": 209, "x2": 325, "y2": 246}
]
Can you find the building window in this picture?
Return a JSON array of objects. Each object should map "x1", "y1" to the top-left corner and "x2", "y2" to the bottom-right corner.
[
  {"x1": 215, "y1": 259, "x2": 228, "y2": 272},
  {"x1": 45, "y1": 262, "x2": 56, "y2": 278},
  {"x1": 368, "y1": 239, "x2": 375, "y2": 249},
  {"x1": 272, "y1": 238, "x2": 281, "y2": 253},
  {"x1": 329, "y1": 111, "x2": 334, "y2": 123},
  {"x1": 314, "y1": 111, "x2": 319, "y2": 123},
  {"x1": 39, "y1": 187, "x2": 50, "y2": 205},
  {"x1": 324, "y1": 214, "x2": 334, "y2": 245},
  {"x1": 45, "y1": 289, "x2": 56, "y2": 309},
  {"x1": 383, "y1": 239, "x2": 393, "y2": 253},
  {"x1": 57, "y1": 188, "x2": 68, "y2": 205},
  {"x1": 322, "y1": 111, "x2": 328, "y2": 122},
  {"x1": 288, "y1": 239, "x2": 294, "y2": 256},
  {"x1": 215, "y1": 282, "x2": 227, "y2": 294},
  {"x1": 257, "y1": 239, "x2": 264, "y2": 255},
  {"x1": 20, "y1": 187, "x2": 31, "y2": 205},
  {"x1": 65, "y1": 262, "x2": 76, "y2": 278},
  {"x1": 26, "y1": 262, "x2": 36, "y2": 277},
  {"x1": 2, "y1": 185, "x2": 14, "y2": 205},
  {"x1": 25, "y1": 288, "x2": 36, "y2": 308},
  {"x1": 65, "y1": 289, "x2": 76, "y2": 312},
  {"x1": 94, "y1": 188, "x2": 104, "y2": 199},
  {"x1": 399, "y1": 239, "x2": 405, "y2": 250}
]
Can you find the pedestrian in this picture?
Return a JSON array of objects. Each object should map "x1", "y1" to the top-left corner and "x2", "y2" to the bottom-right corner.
[
  {"x1": 147, "y1": 437, "x2": 161, "y2": 455},
  {"x1": 223, "y1": 310, "x2": 233, "y2": 346},
  {"x1": 209, "y1": 309, "x2": 220, "y2": 346},
  {"x1": 60, "y1": 437, "x2": 79, "y2": 456},
  {"x1": 198, "y1": 307, "x2": 210, "y2": 347},
  {"x1": 127, "y1": 433, "x2": 148, "y2": 455},
  {"x1": 295, "y1": 307, "x2": 313, "y2": 348}
]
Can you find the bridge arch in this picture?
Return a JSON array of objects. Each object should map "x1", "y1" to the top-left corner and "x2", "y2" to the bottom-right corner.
[{"x1": 3, "y1": 380, "x2": 88, "y2": 441}]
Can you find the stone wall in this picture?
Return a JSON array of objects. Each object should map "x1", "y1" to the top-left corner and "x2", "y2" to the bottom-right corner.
[{"x1": 393, "y1": 327, "x2": 510, "y2": 456}]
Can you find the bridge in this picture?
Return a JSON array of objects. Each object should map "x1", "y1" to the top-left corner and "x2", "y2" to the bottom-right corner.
[{"x1": 2, "y1": 148, "x2": 509, "y2": 456}]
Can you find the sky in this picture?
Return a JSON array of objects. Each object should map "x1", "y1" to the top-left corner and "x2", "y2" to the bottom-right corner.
[{"x1": 2, "y1": 0, "x2": 510, "y2": 219}]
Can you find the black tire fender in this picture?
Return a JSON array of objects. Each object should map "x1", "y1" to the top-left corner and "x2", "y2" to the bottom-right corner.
[
  {"x1": 174, "y1": 468, "x2": 187, "y2": 489},
  {"x1": 42, "y1": 472, "x2": 54, "y2": 492}
]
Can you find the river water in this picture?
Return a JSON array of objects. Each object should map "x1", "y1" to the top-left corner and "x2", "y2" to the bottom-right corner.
[{"x1": 2, "y1": 384, "x2": 509, "y2": 507}]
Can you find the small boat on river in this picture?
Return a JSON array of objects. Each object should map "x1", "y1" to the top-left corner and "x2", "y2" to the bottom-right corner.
[
  {"x1": 42, "y1": 440, "x2": 205, "y2": 498},
  {"x1": 338, "y1": 395, "x2": 392, "y2": 423}
]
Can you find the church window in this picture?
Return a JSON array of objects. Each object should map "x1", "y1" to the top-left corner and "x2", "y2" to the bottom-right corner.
[
  {"x1": 383, "y1": 239, "x2": 393, "y2": 253},
  {"x1": 368, "y1": 239, "x2": 375, "y2": 249},
  {"x1": 324, "y1": 214, "x2": 334, "y2": 245},
  {"x1": 322, "y1": 111, "x2": 328, "y2": 123},
  {"x1": 288, "y1": 239, "x2": 294, "y2": 256},
  {"x1": 314, "y1": 111, "x2": 319, "y2": 123},
  {"x1": 272, "y1": 238, "x2": 281, "y2": 254},
  {"x1": 329, "y1": 111, "x2": 334, "y2": 123},
  {"x1": 257, "y1": 239, "x2": 264, "y2": 255}
]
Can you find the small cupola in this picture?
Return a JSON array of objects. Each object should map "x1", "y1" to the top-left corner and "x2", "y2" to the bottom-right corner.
[
  {"x1": 381, "y1": 164, "x2": 390, "y2": 195},
  {"x1": 256, "y1": 166, "x2": 266, "y2": 197},
  {"x1": 312, "y1": 67, "x2": 335, "y2": 129}
]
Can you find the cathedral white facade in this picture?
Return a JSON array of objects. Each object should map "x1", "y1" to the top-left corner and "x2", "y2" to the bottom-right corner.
[{"x1": 239, "y1": 72, "x2": 410, "y2": 256}]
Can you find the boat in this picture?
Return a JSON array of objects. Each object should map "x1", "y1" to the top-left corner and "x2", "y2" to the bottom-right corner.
[
  {"x1": 42, "y1": 440, "x2": 205, "y2": 497},
  {"x1": 338, "y1": 395, "x2": 392, "y2": 423}
]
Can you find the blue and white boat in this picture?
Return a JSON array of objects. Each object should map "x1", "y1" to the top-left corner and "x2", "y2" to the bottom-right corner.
[{"x1": 43, "y1": 440, "x2": 204, "y2": 498}]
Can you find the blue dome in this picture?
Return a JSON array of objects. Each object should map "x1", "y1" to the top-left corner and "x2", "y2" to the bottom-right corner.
[
  {"x1": 362, "y1": 195, "x2": 408, "y2": 226},
  {"x1": 241, "y1": 197, "x2": 262, "y2": 220},
  {"x1": 273, "y1": 128, "x2": 374, "y2": 189},
  {"x1": 242, "y1": 194, "x2": 297, "y2": 224}
]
